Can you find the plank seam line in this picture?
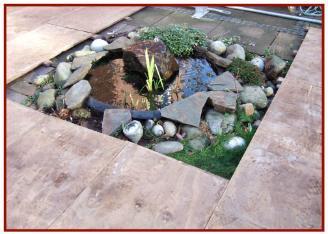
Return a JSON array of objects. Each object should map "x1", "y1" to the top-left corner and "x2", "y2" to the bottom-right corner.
[
  {"x1": 47, "y1": 141, "x2": 129, "y2": 228},
  {"x1": 46, "y1": 22, "x2": 94, "y2": 34}
]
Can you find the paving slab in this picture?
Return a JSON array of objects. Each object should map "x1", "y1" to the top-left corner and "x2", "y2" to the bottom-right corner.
[
  {"x1": 51, "y1": 143, "x2": 228, "y2": 229},
  {"x1": 6, "y1": 101, "x2": 128, "y2": 229},
  {"x1": 206, "y1": 28, "x2": 322, "y2": 229},
  {"x1": 208, "y1": 21, "x2": 277, "y2": 55},
  {"x1": 48, "y1": 7, "x2": 143, "y2": 33},
  {"x1": 270, "y1": 32, "x2": 304, "y2": 60},
  {"x1": 7, "y1": 24, "x2": 91, "y2": 84},
  {"x1": 128, "y1": 7, "x2": 174, "y2": 27}
]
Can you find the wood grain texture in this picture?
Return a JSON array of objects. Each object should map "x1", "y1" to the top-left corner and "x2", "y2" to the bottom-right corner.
[
  {"x1": 206, "y1": 28, "x2": 322, "y2": 229},
  {"x1": 6, "y1": 101, "x2": 128, "y2": 229},
  {"x1": 51, "y1": 143, "x2": 228, "y2": 229}
]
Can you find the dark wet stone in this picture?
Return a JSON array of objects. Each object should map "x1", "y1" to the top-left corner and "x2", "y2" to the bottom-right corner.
[
  {"x1": 207, "y1": 91, "x2": 238, "y2": 113},
  {"x1": 161, "y1": 92, "x2": 208, "y2": 127},
  {"x1": 123, "y1": 40, "x2": 178, "y2": 80},
  {"x1": 102, "y1": 109, "x2": 132, "y2": 135},
  {"x1": 207, "y1": 71, "x2": 243, "y2": 92}
]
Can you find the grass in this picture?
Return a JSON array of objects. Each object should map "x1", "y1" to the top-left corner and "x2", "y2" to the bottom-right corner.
[
  {"x1": 168, "y1": 107, "x2": 256, "y2": 179},
  {"x1": 227, "y1": 58, "x2": 265, "y2": 86},
  {"x1": 139, "y1": 24, "x2": 207, "y2": 57}
]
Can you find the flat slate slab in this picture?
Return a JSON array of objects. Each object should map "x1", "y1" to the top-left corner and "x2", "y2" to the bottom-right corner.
[
  {"x1": 208, "y1": 91, "x2": 238, "y2": 113},
  {"x1": 208, "y1": 71, "x2": 243, "y2": 92},
  {"x1": 161, "y1": 92, "x2": 209, "y2": 127}
]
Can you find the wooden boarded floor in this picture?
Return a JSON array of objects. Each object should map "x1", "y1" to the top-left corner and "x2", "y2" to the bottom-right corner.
[
  {"x1": 206, "y1": 28, "x2": 322, "y2": 229},
  {"x1": 6, "y1": 6, "x2": 143, "y2": 83}
]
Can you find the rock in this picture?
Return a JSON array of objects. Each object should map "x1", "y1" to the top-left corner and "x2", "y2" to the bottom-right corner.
[
  {"x1": 226, "y1": 44, "x2": 245, "y2": 60},
  {"x1": 224, "y1": 136, "x2": 246, "y2": 150},
  {"x1": 33, "y1": 74, "x2": 51, "y2": 85},
  {"x1": 71, "y1": 51, "x2": 108, "y2": 70},
  {"x1": 205, "y1": 51, "x2": 232, "y2": 68},
  {"x1": 72, "y1": 108, "x2": 91, "y2": 119},
  {"x1": 65, "y1": 80, "x2": 92, "y2": 109},
  {"x1": 37, "y1": 89, "x2": 56, "y2": 109},
  {"x1": 63, "y1": 64, "x2": 92, "y2": 88},
  {"x1": 55, "y1": 95, "x2": 65, "y2": 111},
  {"x1": 41, "y1": 83, "x2": 55, "y2": 91},
  {"x1": 208, "y1": 71, "x2": 243, "y2": 92},
  {"x1": 90, "y1": 39, "x2": 108, "y2": 52},
  {"x1": 266, "y1": 80, "x2": 276, "y2": 90},
  {"x1": 276, "y1": 84, "x2": 281, "y2": 89},
  {"x1": 152, "y1": 141, "x2": 183, "y2": 154},
  {"x1": 253, "y1": 120, "x2": 261, "y2": 128},
  {"x1": 181, "y1": 125, "x2": 203, "y2": 140},
  {"x1": 250, "y1": 57, "x2": 265, "y2": 71},
  {"x1": 144, "y1": 119, "x2": 155, "y2": 130},
  {"x1": 209, "y1": 40, "x2": 226, "y2": 56},
  {"x1": 240, "y1": 103, "x2": 255, "y2": 116},
  {"x1": 264, "y1": 55, "x2": 286, "y2": 80},
  {"x1": 188, "y1": 136, "x2": 210, "y2": 151},
  {"x1": 152, "y1": 124, "x2": 164, "y2": 137},
  {"x1": 104, "y1": 37, "x2": 134, "y2": 53},
  {"x1": 128, "y1": 31, "x2": 140, "y2": 41},
  {"x1": 123, "y1": 120, "x2": 143, "y2": 143},
  {"x1": 240, "y1": 86, "x2": 268, "y2": 109},
  {"x1": 54, "y1": 62, "x2": 72, "y2": 87},
  {"x1": 102, "y1": 109, "x2": 132, "y2": 135},
  {"x1": 205, "y1": 110, "x2": 224, "y2": 135},
  {"x1": 73, "y1": 50, "x2": 96, "y2": 57},
  {"x1": 205, "y1": 110, "x2": 236, "y2": 135},
  {"x1": 207, "y1": 91, "x2": 238, "y2": 113},
  {"x1": 163, "y1": 121, "x2": 177, "y2": 137},
  {"x1": 276, "y1": 77, "x2": 285, "y2": 84},
  {"x1": 123, "y1": 40, "x2": 178, "y2": 80},
  {"x1": 161, "y1": 92, "x2": 209, "y2": 127},
  {"x1": 265, "y1": 87, "x2": 274, "y2": 97}
]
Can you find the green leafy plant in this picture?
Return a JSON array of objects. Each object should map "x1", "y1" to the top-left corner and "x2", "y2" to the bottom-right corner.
[
  {"x1": 220, "y1": 36, "x2": 240, "y2": 46},
  {"x1": 144, "y1": 48, "x2": 164, "y2": 92},
  {"x1": 264, "y1": 47, "x2": 274, "y2": 58},
  {"x1": 227, "y1": 58, "x2": 265, "y2": 85},
  {"x1": 22, "y1": 90, "x2": 40, "y2": 106},
  {"x1": 139, "y1": 24, "x2": 207, "y2": 57}
]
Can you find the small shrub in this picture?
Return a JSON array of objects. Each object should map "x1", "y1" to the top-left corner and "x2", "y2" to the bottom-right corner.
[
  {"x1": 227, "y1": 58, "x2": 265, "y2": 85},
  {"x1": 139, "y1": 24, "x2": 207, "y2": 57},
  {"x1": 264, "y1": 47, "x2": 274, "y2": 58}
]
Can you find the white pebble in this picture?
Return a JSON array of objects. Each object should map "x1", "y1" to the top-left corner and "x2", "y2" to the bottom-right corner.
[
  {"x1": 250, "y1": 57, "x2": 265, "y2": 71},
  {"x1": 90, "y1": 39, "x2": 108, "y2": 52},
  {"x1": 265, "y1": 87, "x2": 274, "y2": 97},
  {"x1": 224, "y1": 136, "x2": 246, "y2": 150},
  {"x1": 152, "y1": 124, "x2": 164, "y2": 137}
]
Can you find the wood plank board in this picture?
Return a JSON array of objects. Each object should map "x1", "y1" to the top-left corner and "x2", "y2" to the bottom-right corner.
[{"x1": 206, "y1": 28, "x2": 322, "y2": 229}]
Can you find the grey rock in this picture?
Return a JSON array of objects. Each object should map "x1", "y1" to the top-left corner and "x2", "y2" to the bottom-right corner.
[
  {"x1": 54, "y1": 62, "x2": 72, "y2": 87},
  {"x1": 37, "y1": 89, "x2": 56, "y2": 109},
  {"x1": 240, "y1": 86, "x2": 268, "y2": 109},
  {"x1": 104, "y1": 37, "x2": 134, "y2": 53},
  {"x1": 250, "y1": 57, "x2": 265, "y2": 71},
  {"x1": 123, "y1": 120, "x2": 143, "y2": 143},
  {"x1": 102, "y1": 109, "x2": 132, "y2": 135},
  {"x1": 152, "y1": 141, "x2": 184, "y2": 155},
  {"x1": 90, "y1": 39, "x2": 108, "y2": 52},
  {"x1": 163, "y1": 121, "x2": 177, "y2": 137},
  {"x1": 73, "y1": 50, "x2": 96, "y2": 58},
  {"x1": 253, "y1": 120, "x2": 261, "y2": 128},
  {"x1": 63, "y1": 64, "x2": 92, "y2": 88},
  {"x1": 224, "y1": 136, "x2": 246, "y2": 150},
  {"x1": 209, "y1": 40, "x2": 226, "y2": 56},
  {"x1": 41, "y1": 83, "x2": 55, "y2": 91},
  {"x1": 65, "y1": 80, "x2": 91, "y2": 109},
  {"x1": 205, "y1": 110, "x2": 236, "y2": 135},
  {"x1": 181, "y1": 125, "x2": 203, "y2": 140},
  {"x1": 207, "y1": 91, "x2": 238, "y2": 113},
  {"x1": 152, "y1": 124, "x2": 164, "y2": 137},
  {"x1": 226, "y1": 44, "x2": 245, "y2": 60},
  {"x1": 264, "y1": 55, "x2": 286, "y2": 80},
  {"x1": 205, "y1": 51, "x2": 232, "y2": 68},
  {"x1": 208, "y1": 71, "x2": 243, "y2": 92},
  {"x1": 188, "y1": 136, "x2": 210, "y2": 151},
  {"x1": 265, "y1": 87, "x2": 274, "y2": 97},
  {"x1": 55, "y1": 95, "x2": 65, "y2": 111},
  {"x1": 71, "y1": 51, "x2": 108, "y2": 70},
  {"x1": 161, "y1": 92, "x2": 208, "y2": 127},
  {"x1": 72, "y1": 108, "x2": 91, "y2": 119},
  {"x1": 145, "y1": 119, "x2": 155, "y2": 130}
]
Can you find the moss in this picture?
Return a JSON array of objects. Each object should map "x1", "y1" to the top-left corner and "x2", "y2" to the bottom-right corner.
[
  {"x1": 139, "y1": 24, "x2": 207, "y2": 57},
  {"x1": 168, "y1": 107, "x2": 256, "y2": 179},
  {"x1": 227, "y1": 58, "x2": 265, "y2": 86}
]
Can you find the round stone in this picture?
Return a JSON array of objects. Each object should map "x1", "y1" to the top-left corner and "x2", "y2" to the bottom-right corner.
[
  {"x1": 250, "y1": 57, "x2": 265, "y2": 71},
  {"x1": 90, "y1": 39, "x2": 109, "y2": 52},
  {"x1": 152, "y1": 141, "x2": 183, "y2": 155}
]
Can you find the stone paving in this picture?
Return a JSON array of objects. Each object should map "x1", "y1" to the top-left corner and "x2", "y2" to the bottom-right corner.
[{"x1": 6, "y1": 6, "x2": 323, "y2": 229}]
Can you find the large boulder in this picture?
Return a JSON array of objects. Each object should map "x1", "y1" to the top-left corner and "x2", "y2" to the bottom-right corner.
[
  {"x1": 265, "y1": 55, "x2": 286, "y2": 80},
  {"x1": 65, "y1": 80, "x2": 92, "y2": 109},
  {"x1": 123, "y1": 40, "x2": 179, "y2": 80},
  {"x1": 240, "y1": 86, "x2": 268, "y2": 109}
]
